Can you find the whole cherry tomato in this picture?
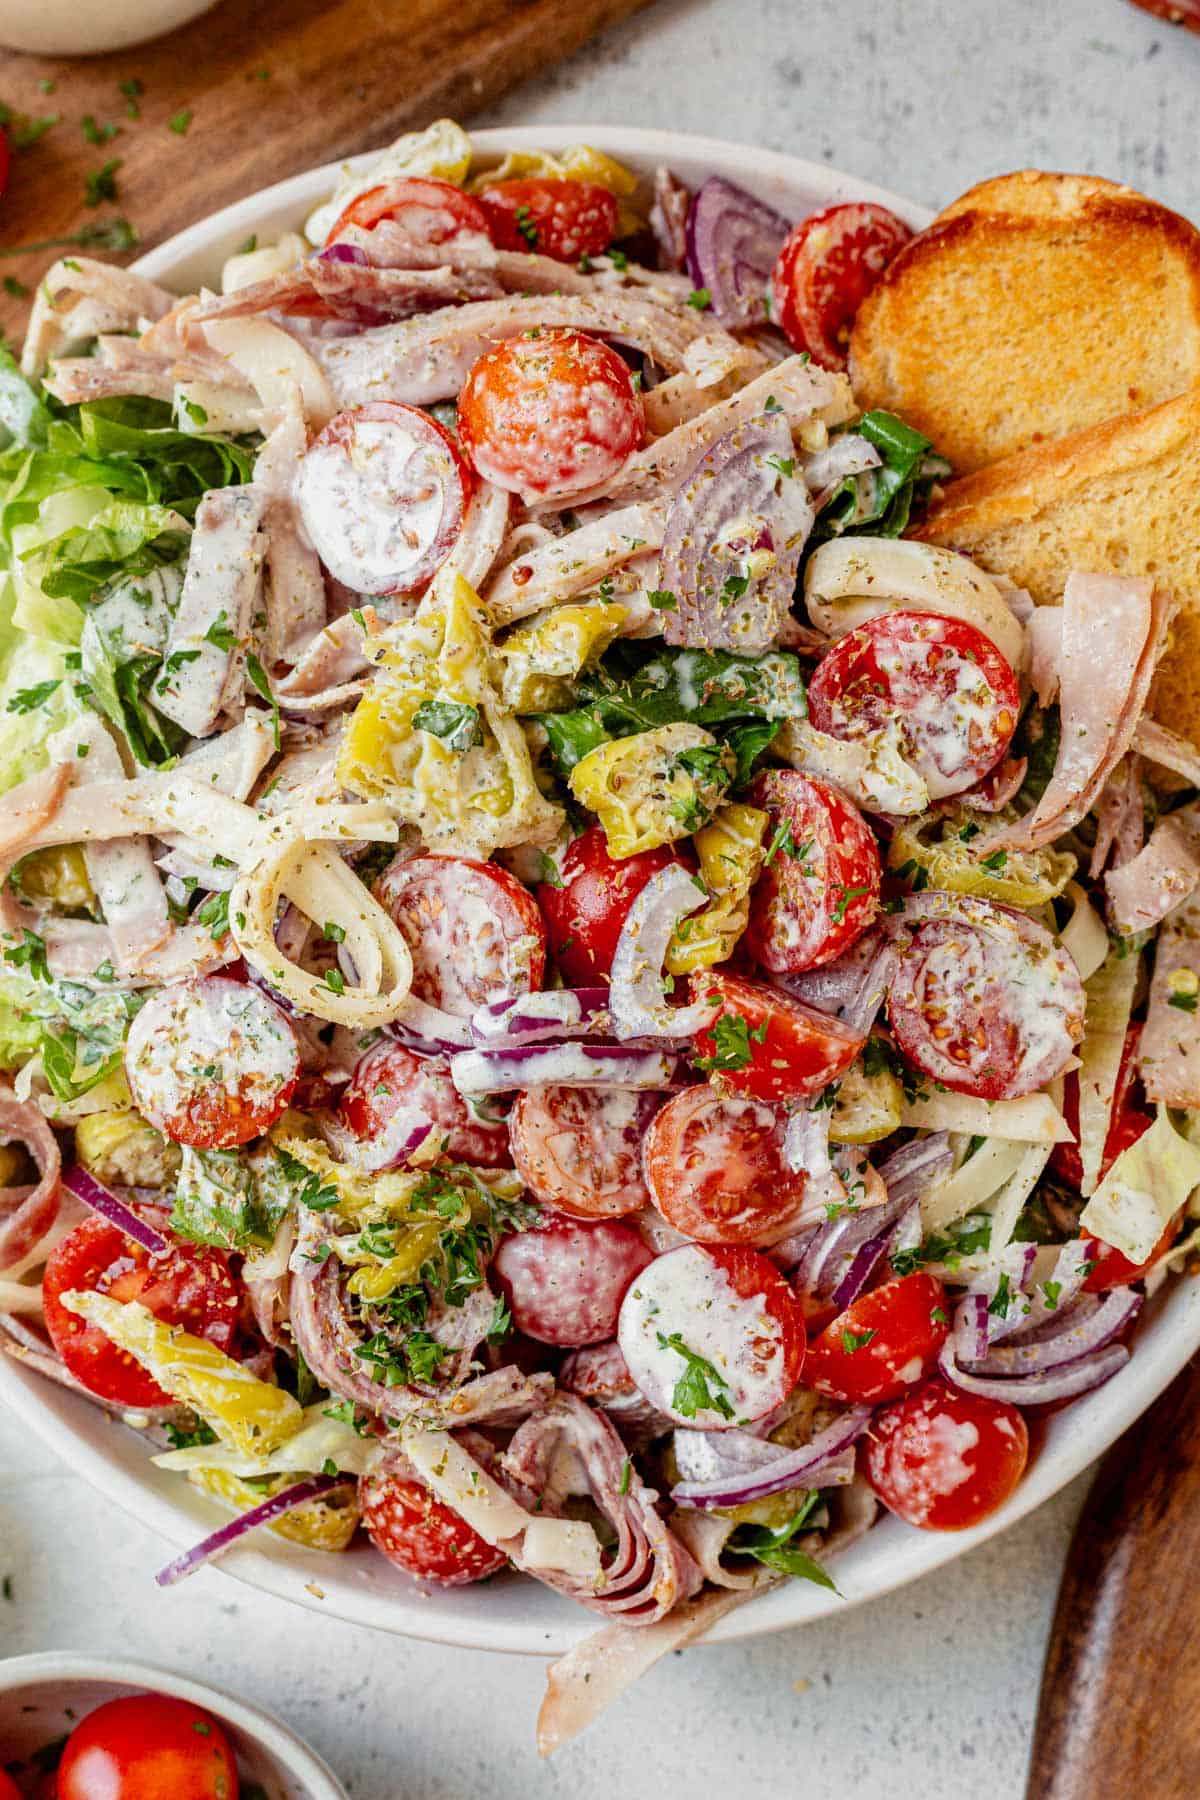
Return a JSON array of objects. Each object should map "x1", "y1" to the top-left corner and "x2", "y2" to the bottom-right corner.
[{"x1": 56, "y1": 1695, "x2": 239, "y2": 1800}]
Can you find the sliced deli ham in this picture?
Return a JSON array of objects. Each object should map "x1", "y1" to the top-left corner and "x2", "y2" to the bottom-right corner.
[
  {"x1": 987, "y1": 573, "x2": 1172, "y2": 853},
  {"x1": 155, "y1": 487, "x2": 268, "y2": 738},
  {"x1": 1138, "y1": 890, "x2": 1200, "y2": 1107},
  {"x1": 499, "y1": 1394, "x2": 702, "y2": 1625},
  {"x1": 1105, "y1": 808, "x2": 1200, "y2": 937}
]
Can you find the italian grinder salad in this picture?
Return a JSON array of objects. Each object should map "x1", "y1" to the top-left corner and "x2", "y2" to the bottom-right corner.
[{"x1": 2, "y1": 119, "x2": 1200, "y2": 1745}]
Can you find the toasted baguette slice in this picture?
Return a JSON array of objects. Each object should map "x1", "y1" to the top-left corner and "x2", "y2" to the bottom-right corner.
[
  {"x1": 850, "y1": 171, "x2": 1200, "y2": 473},
  {"x1": 916, "y1": 384, "x2": 1200, "y2": 743}
]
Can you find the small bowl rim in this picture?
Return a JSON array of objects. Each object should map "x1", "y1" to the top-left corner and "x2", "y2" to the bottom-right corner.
[{"x1": 0, "y1": 1652, "x2": 347, "y2": 1800}]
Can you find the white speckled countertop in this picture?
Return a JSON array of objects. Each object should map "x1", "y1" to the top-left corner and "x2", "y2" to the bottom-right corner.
[{"x1": 3, "y1": 1, "x2": 1198, "y2": 1793}]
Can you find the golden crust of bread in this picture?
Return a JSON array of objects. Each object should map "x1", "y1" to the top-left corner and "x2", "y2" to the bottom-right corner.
[
  {"x1": 916, "y1": 385, "x2": 1200, "y2": 743},
  {"x1": 849, "y1": 171, "x2": 1200, "y2": 474}
]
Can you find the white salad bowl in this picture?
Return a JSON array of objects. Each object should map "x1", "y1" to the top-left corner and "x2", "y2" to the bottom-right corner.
[
  {"x1": 0, "y1": 1651, "x2": 347, "y2": 1798},
  {"x1": 2, "y1": 126, "x2": 1197, "y2": 1656}
]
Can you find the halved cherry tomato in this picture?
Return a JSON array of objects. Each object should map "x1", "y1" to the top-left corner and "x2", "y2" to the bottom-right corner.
[
  {"x1": 324, "y1": 175, "x2": 491, "y2": 249},
  {"x1": 643, "y1": 1085, "x2": 809, "y2": 1245},
  {"x1": 864, "y1": 1378, "x2": 1029, "y2": 1530},
  {"x1": 338, "y1": 1039, "x2": 510, "y2": 1168},
  {"x1": 508, "y1": 1086, "x2": 660, "y2": 1217},
  {"x1": 0, "y1": 1773, "x2": 18, "y2": 1800},
  {"x1": 124, "y1": 976, "x2": 300, "y2": 1149},
  {"x1": 691, "y1": 967, "x2": 864, "y2": 1103},
  {"x1": 479, "y1": 177, "x2": 619, "y2": 262},
  {"x1": 492, "y1": 1215, "x2": 652, "y2": 1346},
  {"x1": 618, "y1": 1242, "x2": 806, "y2": 1428},
  {"x1": 1084, "y1": 1214, "x2": 1183, "y2": 1293},
  {"x1": 744, "y1": 769, "x2": 881, "y2": 973},
  {"x1": 1051, "y1": 1023, "x2": 1153, "y2": 1193},
  {"x1": 296, "y1": 401, "x2": 472, "y2": 595},
  {"x1": 804, "y1": 1273, "x2": 948, "y2": 1403},
  {"x1": 367, "y1": 1465, "x2": 507, "y2": 1585},
  {"x1": 770, "y1": 201, "x2": 912, "y2": 370},
  {"x1": 887, "y1": 900, "x2": 1083, "y2": 1102},
  {"x1": 42, "y1": 1215, "x2": 242, "y2": 1408},
  {"x1": 56, "y1": 1695, "x2": 239, "y2": 1800},
  {"x1": 538, "y1": 826, "x2": 688, "y2": 986},
  {"x1": 375, "y1": 854, "x2": 546, "y2": 1019},
  {"x1": 457, "y1": 328, "x2": 644, "y2": 503},
  {"x1": 808, "y1": 610, "x2": 1020, "y2": 802}
]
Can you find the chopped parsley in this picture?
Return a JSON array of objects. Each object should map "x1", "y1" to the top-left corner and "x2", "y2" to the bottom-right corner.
[
  {"x1": 203, "y1": 609, "x2": 237, "y2": 651},
  {"x1": 195, "y1": 891, "x2": 230, "y2": 939},
  {"x1": 727, "y1": 1492, "x2": 838, "y2": 1592},
  {"x1": 6, "y1": 679, "x2": 60, "y2": 714},
  {"x1": 657, "y1": 1330, "x2": 735, "y2": 1420},
  {"x1": 274, "y1": 1146, "x2": 340, "y2": 1213},
  {"x1": 2, "y1": 928, "x2": 51, "y2": 984},
  {"x1": 119, "y1": 78, "x2": 143, "y2": 119},
  {"x1": 412, "y1": 698, "x2": 483, "y2": 753},
  {"x1": 686, "y1": 287, "x2": 712, "y2": 310},
  {"x1": 840, "y1": 1327, "x2": 877, "y2": 1354},
  {"x1": 718, "y1": 569, "x2": 751, "y2": 609},
  {"x1": 646, "y1": 589, "x2": 678, "y2": 612},
  {"x1": 169, "y1": 109, "x2": 194, "y2": 135},
  {"x1": 84, "y1": 158, "x2": 122, "y2": 207},
  {"x1": 82, "y1": 115, "x2": 120, "y2": 145},
  {"x1": 245, "y1": 651, "x2": 280, "y2": 749},
  {"x1": 1169, "y1": 989, "x2": 1199, "y2": 1013},
  {"x1": 981, "y1": 849, "x2": 1008, "y2": 872},
  {"x1": 512, "y1": 204, "x2": 539, "y2": 248},
  {"x1": 830, "y1": 883, "x2": 870, "y2": 925},
  {"x1": 694, "y1": 1009, "x2": 766, "y2": 1074}
]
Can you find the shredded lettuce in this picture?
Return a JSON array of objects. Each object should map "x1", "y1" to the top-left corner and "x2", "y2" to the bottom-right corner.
[
  {"x1": 1079, "y1": 1108, "x2": 1200, "y2": 1264},
  {"x1": 170, "y1": 1145, "x2": 290, "y2": 1251},
  {"x1": 537, "y1": 642, "x2": 806, "y2": 780},
  {"x1": 0, "y1": 969, "x2": 143, "y2": 1099}
]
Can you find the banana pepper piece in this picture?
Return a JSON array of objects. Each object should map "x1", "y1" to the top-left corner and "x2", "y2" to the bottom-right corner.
[
  {"x1": 569, "y1": 723, "x2": 735, "y2": 858},
  {"x1": 666, "y1": 803, "x2": 768, "y2": 975},
  {"x1": 889, "y1": 808, "x2": 1076, "y2": 907}
]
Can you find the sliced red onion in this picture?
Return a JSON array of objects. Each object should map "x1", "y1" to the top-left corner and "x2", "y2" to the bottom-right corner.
[
  {"x1": 802, "y1": 433, "x2": 882, "y2": 508},
  {"x1": 939, "y1": 1338, "x2": 1130, "y2": 1408},
  {"x1": 1016, "y1": 1238, "x2": 1098, "y2": 1337},
  {"x1": 470, "y1": 988, "x2": 610, "y2": 1046},
  {"x1": 391, "y1": 991, "x2": 474, "y2": 1055},
  {"x1": 829, "y1": 1236, "x2": 892, "y2": 1314},
  {"x1": 317, "y1": 242, "x2": 368, "y2": 264},
  {"x1": 875, "y1": 1133, "x2": 954, "y2": 1206},
  {"x1": 956, "y1": 1292, "x2": 992, "y2": 1367},
  {"x1": 155, "y1": 1474, "x2": 347, "y2": 1586},
  {"x1": 775, "y1": 930, "x2": 892, "y2": 1023},
  {"x1": 609, "y1": 865, "x2": 717, "y2": 1041},
  {"x1": 966, "y1": 1245, "x2": 1039, "y2": 1347},
  {"x1": 684, "y1": 175, "x2": 791, "y2": 328},
  {"x1": 840, "y1": 942, "x2": 900, "y2": 1036},
  {"x1": 672, "y1": 1406, "x2": 873, "y2": 1510},
  {"x1": 63, "y1": 1167, "x2": 168, "y2": 1255},
  {"x1": 660, "y1": 411, "x2": 815, "y2": 654},
  {"x1": 450, "y1": 1042, "x2": 678, "y2": 1097},
  {"x1": 967, "y1": 1287, "x2": 1141, "y2": 1378},
  {"x1": 889, "y1": 1199, "x2": 923, "y2": 1260},
  {"x1": 319, "y1": 1108, "x2": 435, "y2": 1175}
]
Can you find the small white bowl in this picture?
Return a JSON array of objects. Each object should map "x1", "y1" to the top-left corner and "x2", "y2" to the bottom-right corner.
[
  {"x1": 0, "y1": 0, "x2": 217, "y2": 56},
  {"x1": 0, "y1": 1654, "x2": 347, "y2": 1800}
]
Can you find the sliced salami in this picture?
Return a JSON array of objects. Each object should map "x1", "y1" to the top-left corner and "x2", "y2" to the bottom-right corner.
[
  {"x1": 296, "y1": 401, "x2": 472, "y2": 595},
  {"x1": 374, "y1": 854, "x2": 546, "y2": 1019},
  {"x1": 807, "y1": 610, "x2": 1020, "y2": 801},
  {"x1": 643, "y1": 1086, "x2": 810, "y2": 1246},
  {"x1": 124, "y1": 975, "x2": 300, "y2": 1149},
  {"x1": 0, "y1": 1089, "x2": 62, "y2": 1273},
  {"x1": 885, "y1": 893, "x2": 1085, "y2": 1101},
  {"x1": 337, "y1": 1040, "x2": 510, "y2": 1170},
  {"x1": 508, "y1": 1086, "x2": 660, "y2": 1219},
  {"x1": 491, "y1": 1216, "x2": 652, "y2": 1347},
  {"x1": 617, "y1": 1243, "x2": 806, "y2": 1429}
]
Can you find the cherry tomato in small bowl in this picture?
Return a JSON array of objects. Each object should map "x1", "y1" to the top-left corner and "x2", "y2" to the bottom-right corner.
[{"x1": 56, "y1": 1695, "x2": 239, "y2": 1800}]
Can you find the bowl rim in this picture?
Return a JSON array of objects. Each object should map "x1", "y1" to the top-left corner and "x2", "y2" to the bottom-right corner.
[
  {"x1": 3, "y1": 123, "x2": 1196, "y2": 1657},
  {"x1": 0, "y1": 1651, "x2": 347, "y2": 1798}
]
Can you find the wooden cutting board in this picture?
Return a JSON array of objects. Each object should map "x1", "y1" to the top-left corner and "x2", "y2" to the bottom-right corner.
[
  {"x1": 1027, "y1": 1353, "x2": 1200, "y2": 1799},
  {"x1": 0, "y1": 0, "x2": 656, "y2": 335}
]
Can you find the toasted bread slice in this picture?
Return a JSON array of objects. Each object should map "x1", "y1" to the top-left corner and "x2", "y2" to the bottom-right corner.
[
  {"x1": 916, "y1": 384, "x2": 1200, "y2": 743},
  {"x1": 850, "y1": 171, "x2": 1200, "y2": 473}
]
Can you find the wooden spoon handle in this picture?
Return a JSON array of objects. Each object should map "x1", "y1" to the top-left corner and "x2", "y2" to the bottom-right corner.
[{"x1": 1027, "y1": 1355, "x2": 1200, "y2": 1800}]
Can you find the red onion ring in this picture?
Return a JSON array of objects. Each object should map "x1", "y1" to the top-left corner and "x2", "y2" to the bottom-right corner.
[
  {"x1": 671, "y1": 1406, "x2": 873, "y2": 1510},
  {"x1": 155, "y1": 1473, "x2": 348, "y2": 1586},
  {"x1": 609, "y1": 866, "x2": 717, "y2": 1042},
  {"x1": 450, "y1": 1043, "x2": 678, "y2": 1097},
  {"x1": 470, "y1": 988, "x2": 610, "y2": 1046},
  {"x1": 62, "y1": 1166, "x2": 168, "y2": 1256}
]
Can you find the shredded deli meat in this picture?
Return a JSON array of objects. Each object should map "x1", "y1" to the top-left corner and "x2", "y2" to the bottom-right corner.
[
  {"x1": 988, "y1": 574, "x2": 1171, "y2": 853},
  {"x1": 0, "y1": 1092, "x2": 62, "y2": 1273}
]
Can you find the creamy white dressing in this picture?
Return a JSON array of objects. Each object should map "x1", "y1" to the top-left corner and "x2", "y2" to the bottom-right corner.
[
  {"x1": 125, "y1": 978, "x2": 298, "y2": 1127},
  {"x1": 617, "y1": 1243, "x2": 786, "y2": 1428},
  {"x1": 297, "y1": 417, "x2": 454, "y2": 595}
]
